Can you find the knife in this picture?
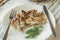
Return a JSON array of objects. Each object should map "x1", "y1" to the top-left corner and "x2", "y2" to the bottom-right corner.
[{"x1": 43, "y1": 5, "x2": 56, "y2": 37}]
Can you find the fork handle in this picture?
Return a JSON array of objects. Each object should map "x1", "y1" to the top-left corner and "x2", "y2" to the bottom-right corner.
[{"x1": 2, "y1": 21, "x2": 11, "y2": 40}]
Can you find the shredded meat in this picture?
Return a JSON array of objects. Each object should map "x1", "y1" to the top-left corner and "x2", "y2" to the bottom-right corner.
[{"x1": 11, "y1": 9, "x2": 47, "y2": 32}]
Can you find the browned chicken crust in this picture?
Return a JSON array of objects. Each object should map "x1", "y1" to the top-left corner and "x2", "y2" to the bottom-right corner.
[{"x1": 11, "y1": 9, "x2": 47, "y2": 32}]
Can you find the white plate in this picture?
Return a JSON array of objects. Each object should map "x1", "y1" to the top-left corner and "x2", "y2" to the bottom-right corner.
[{"x1": 2, "y1": 4, "x2": 56, "y2": 40}]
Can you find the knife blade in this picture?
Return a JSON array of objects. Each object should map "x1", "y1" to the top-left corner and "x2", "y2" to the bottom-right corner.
[{"x1": 43, "y1": 5, "x2": 56, "y2": 37}]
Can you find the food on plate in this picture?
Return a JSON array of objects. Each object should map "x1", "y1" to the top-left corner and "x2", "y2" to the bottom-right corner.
[
  {"x1": 25, "y1": 25, "x2": 43, "y2": 38},
  {"x1": 10, "y1": 9, "x2": 47, "y2": 38}
]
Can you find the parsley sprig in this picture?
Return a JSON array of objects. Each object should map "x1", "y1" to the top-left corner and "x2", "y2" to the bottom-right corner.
[{"x1": 25, "y1": 25, "x2": 43, "y2": 38}]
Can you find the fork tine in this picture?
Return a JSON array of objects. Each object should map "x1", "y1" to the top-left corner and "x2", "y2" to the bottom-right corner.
[
  {"x1": 13, "y1": 10, "x2": 16, "y2": 17},
  {"x1": 11, "y1": 10, "x2": 16, "y2": 16},
  {"x1": 10, "y1": 9, "x2": 16, "y2": 19}
]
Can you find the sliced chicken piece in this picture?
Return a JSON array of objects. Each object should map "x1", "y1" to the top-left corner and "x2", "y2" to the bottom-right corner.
[
  {"x1": 25, "y1": 17, "x2": 32, "y2": 24},
  {"x1": 11, "y1": 9, "x2": 47, "y2": 32}
]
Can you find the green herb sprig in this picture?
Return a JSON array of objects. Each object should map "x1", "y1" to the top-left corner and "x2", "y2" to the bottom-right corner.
[{"x1": 25, "y1": 25, "x2": 43, "y2": 38}]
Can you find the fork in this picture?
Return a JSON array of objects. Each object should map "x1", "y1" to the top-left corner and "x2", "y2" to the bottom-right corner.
[{"x1": 2, "y1": 10, "x2": 16, "y2": 40}]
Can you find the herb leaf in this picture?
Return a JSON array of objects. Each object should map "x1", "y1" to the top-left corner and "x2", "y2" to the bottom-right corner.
[{"x1": 25, "y1": 25, "x2": 43, "y2": 38}]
